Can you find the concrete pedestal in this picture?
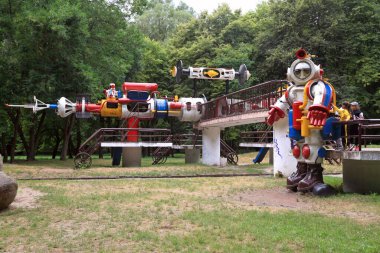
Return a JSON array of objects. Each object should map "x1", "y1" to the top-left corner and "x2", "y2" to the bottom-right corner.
[
  {"x1": 202, "y1": 127, "x2": 221, "y2": 166},
  {"x1": 269, "y1": 148, "x2": 274, "y2": 165},
  {"x1": 122, "y1": 147, "x2": 142, "y2": 167},
  {"x1": 185, "y1": 149, "x2": 200, "y2": 164},
  {"x1": 343, "y1": 151, "x2": 380, "y2": 194},
  {"x1": 273, "y1": 116, "x2": 297, "y2": 176}
]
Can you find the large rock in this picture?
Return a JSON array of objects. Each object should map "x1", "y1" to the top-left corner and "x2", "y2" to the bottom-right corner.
[{"x1": 0, "y1": 155, "x2": 18, "y2": 210}]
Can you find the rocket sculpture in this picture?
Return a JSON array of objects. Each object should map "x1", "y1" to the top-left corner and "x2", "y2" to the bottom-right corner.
[
  {"x1": 171, "y1": 60, "x2": 251, "y2": 86},
  {"x1": 7, "y1": 61, "x2": 250, "y2": 167},
  {"x1": 7, "y1": 82, "x2": 206, "y2": 123},
  {"x1": 267, "y1": 48, "x2": 342, "y2": 196}
]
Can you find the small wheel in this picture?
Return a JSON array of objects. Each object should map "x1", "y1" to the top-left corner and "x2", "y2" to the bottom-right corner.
[
  {"x1": 152, "y1": 156, "x2": 160, "y2": 165},
  {"x1": 159, "y1": 156, "x2": 167, "y2": 164},
  {"x1": 227, "y1": 153, "x2": 238, "y2": 165},
  {"x1": 74, "y1": 152, "x2": 92, "y2": 169}
]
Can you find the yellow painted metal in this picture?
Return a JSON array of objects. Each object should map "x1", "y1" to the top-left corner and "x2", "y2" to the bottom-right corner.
[
  {"x1": 204, "y1": 69, "x2": 219, "y2": 78},
  {"x1": 100, "y1": 100, "x2": 122, "y2": 118},
  {"x1": 298, "y1": 116, "x2": 310, "y2": 137}
]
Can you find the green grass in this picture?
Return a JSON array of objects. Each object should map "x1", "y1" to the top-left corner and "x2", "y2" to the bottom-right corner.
[
  {"x1": 3, "y1": 153, "x2": 271, "y2": 179},
  {"x1": 2, "y1": 153, "x2": 375, "y2": 252},
  {"x1": 1, "y1": 177, "x2": 379, "y2": 252}
]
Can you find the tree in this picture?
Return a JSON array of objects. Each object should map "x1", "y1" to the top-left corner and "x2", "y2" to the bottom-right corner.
[{"x1": 136, "y1": 0, "x2": 194, "y2": 42}]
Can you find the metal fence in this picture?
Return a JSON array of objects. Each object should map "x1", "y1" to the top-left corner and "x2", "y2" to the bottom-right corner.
[
  {"x1": 336, "y1": 119, "x2": 380, "y2": 151},
  {"x1": 240, "y1": 131, "x2": 273, "y2": 144}
]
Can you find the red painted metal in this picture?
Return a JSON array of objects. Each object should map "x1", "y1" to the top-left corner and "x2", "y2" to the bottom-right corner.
[
  {"x1": 293, "y1": 145, "x2": 300, "y2": 158},
  {"x1": 122, "y1": 82, "x2": 158, "y2": 94},
  {"x1": 169, "y1": 102, "x2": 182, "y2": 110},
  {"x1": 302, "y1": 144, "x2": 310, "y2": 159},
  {"x1": 127, "y1": 117, "x2": 140, "y2": 142},
  {"x1": 292, "y1": 101, "x2": 303, "y2": 130}
]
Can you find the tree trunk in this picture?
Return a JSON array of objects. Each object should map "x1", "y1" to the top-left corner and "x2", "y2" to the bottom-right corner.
[
  {"x1": 75, "y1": 119, "x2": 81, "y2": 155},
  {"x1": 25, "y1": 111, "x2": 46, "y2": 161},
  {"x1": 10, "y1": 127, "x2": 17, "y2": 164},
  {"x1": 52, "y1": 131, "x2": 61, "y2": 159},
  {"x1": 60, "y1": 114, "x2": 75, "y2": 160},
  {"x1": 68, "y1": 136, "x2": 74, "y2": 159},
  {"x1": 1, "y1": 133, "x2": 8, "y2": 163},
  {"x1": 6, "y1": 108, "x2": 29, "y2": 156}
]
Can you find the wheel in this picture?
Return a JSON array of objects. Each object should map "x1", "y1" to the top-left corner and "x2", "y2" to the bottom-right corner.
[
  {"x1": 74, "y1": 152, "x2": 92, "y2": 169},
  {"x1": 227, "y1": 152, "x2": 238, "y2": 165}
]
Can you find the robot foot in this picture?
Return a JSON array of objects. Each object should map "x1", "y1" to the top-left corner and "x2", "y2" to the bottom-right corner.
[
  {"x1": 297, "y1": 164, "x2": 324, "y2": 193},
  {"x1": 286, "y1": 162, "x2": 308, "y2": 192},
  {"x1": 312, "y1": 183, "x2": 337, "y2": 197}
]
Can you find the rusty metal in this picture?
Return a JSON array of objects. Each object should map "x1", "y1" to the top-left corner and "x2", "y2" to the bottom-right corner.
[
  {"x1": 152, "y1": 134, "x2": 202, "y2": 165},
  {"x1": 75, "y1": 128, "x2": 172, "y2": 168},
  {"x1": 336, "y1": 119, "x2": 380, "y2": 151},
  {"x1": 220, "y1": 139, "x2": 238, "y2": 165},
  {"x1": 240, "y1": 130, "x2": 273, "y2": 144},
  {"x1": 200, "y1": 80, "x2": 290, "y2": 122}
]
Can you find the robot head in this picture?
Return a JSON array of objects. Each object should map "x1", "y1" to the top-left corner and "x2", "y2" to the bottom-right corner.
[{"x1": 287, "y1": 48, "x2": 322, "y2": 85}]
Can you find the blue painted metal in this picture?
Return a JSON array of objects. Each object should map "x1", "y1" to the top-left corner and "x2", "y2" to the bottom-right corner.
[
  {"x1": 112, "y1": 147, "x2": 122, "y2": 166},
  {"x1": 49, "y1": 104, "x2": 58, "y2": 109},
  {"x1": 155, "y1": 99, "x2": 168, "y2": 118},
  {"x1": 318, "y1": 147, "x2": 327, "y2": 158},
  {"x1": 288, "y1": 110, "x2": 302, "y2": 141},
  {"x1": 322, "y1": 117, "x2": 341, "y2": 140},
  {"x1": 127, "y1": 91, "x2": 149, "y2": 100},
  {"x1": 253, "y1": 147, "x2": 269, "y2": 164}
]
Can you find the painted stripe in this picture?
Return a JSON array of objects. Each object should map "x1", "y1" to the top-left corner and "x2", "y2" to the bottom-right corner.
[
  {"x1": 321, "y1": 82, "x2": 333, "y2": 107},
  {"x1": 305, "y1": 81, "x2": 314, "y2": 100}
]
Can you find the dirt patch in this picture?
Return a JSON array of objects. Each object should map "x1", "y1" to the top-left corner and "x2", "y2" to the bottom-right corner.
[
  {"x1": 233, "y1": 188, "x2": 311, "y2": 209},
  {"x1": 230, "y1": 187, "x2": 380, "y2": 224},
  {"x1": 10, "y1": 187, "x2": 46, "y2": 209}
]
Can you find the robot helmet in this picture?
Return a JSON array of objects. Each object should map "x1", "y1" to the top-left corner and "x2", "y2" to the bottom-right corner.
[{"x1": 287, "y1": 49, "x2": 321, "y2": 85}]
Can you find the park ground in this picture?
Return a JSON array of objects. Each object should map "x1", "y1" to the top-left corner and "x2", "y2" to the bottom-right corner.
[{"x1": 1, "y1": 152, "x2": 380, "y2": 252}]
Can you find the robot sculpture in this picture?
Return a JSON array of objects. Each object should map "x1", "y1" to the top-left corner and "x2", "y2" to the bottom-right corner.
[{"x1": 267, "y1": 48, "x2": 341, "y2": 196}]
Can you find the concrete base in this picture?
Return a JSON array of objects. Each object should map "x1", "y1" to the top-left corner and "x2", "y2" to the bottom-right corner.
[
  {"x1": 343, "y1": 151, "x2": 380, "y2": 194},
  {"x1": 122, "y1": 147, "x2": 142, "y2": 167},
  {"x1": 269, "y1": 148, "x2": 274, "y2": 165},
  {"x1": 202, "y1": 127, "x2": 221, "y2": 166},
  {"x1": 185, "y1": 149, "x2": 200, "y2": 164},
  {"x1": 273, "y1": 116, "x2": 297, "y2": 176}
]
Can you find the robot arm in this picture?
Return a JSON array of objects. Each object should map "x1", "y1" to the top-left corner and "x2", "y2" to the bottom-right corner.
[
  {"x1": 267, "y1": 93, "x2": 290, "y2": 125},
  {"x1": 307, "y1": 80, "x2": 334, "y2": 127}
]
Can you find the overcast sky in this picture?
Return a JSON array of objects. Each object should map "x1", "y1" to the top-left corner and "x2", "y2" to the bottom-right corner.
[{"x1": 175, "y1": 0, "x2": 264, "y2": 14}]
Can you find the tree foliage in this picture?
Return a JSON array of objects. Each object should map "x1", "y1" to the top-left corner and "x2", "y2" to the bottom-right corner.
[{"x1": 0, "y1": 0, "x2": 379, "y2": 159}]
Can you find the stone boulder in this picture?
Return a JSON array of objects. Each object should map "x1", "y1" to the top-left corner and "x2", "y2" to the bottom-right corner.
[
  {"x1": 0, "y1": 172, "x2": 18, "y2": 210},
  {"x1": 0, "y1": 155, "x2": 18, "y2": 210}
]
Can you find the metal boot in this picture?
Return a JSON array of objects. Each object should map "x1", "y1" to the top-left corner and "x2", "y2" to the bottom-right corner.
[
  {"x1": 287, "y1": 162, "x2": 308, "y2": 192},
  {"x1": 297, "y1": 164, "x2": 324, "y2": 192}
]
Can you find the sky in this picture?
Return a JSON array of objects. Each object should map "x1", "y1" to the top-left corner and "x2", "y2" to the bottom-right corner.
[{"x1": 175, "y1": 0, "x2": 264, "y2": 14}]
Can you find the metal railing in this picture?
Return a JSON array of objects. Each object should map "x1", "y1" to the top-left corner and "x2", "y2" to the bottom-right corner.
[
  {"x1": 240, "y1": 130, "x2": 273, "y2": 144},
  {"x1": 78, "y1": 128, "x2": 172, "y2": 155},
  {"x1": 200, "y1": 80, "x2": 290, "y2": 122},
  {"x1": 336, "y1": 119, "x2": 380, "y2": 151}
]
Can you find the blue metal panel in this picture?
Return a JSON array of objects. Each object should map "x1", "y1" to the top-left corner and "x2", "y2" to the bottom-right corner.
[
  {"x1": 288, "y1": 110, "x2": 302, "y2": 141},
  {"x1": 127, "y1": 91, "x2": 149, "y2": 100},
  {"x1": 155, "y1": 99, "x2": 168, "y2": 119}
]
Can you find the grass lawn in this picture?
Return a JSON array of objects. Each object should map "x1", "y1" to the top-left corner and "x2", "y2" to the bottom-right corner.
[{"x1": 1, "y1": 153, "x2": 377, "y2": 252}]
